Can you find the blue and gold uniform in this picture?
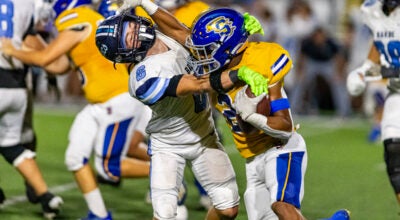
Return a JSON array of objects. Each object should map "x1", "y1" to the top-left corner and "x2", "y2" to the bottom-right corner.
[
  {"x1": 55, "y1": 7, "x2": 129, "y2": 103},
  {"x1": 213, "y1": 42, "x2": 292, "y2": 158}
]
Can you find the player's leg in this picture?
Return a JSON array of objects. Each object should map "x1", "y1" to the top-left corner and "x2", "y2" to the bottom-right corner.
[
  {"x1": 0, "y1": 89, "x2": 63, "y2": 218},
  {"x1": 65, "y1": 106, "x2": 111, "y2": 219},
  {"x1": 265, "y1": 132, "x2": 307, "y2": 220},
  {"x1": 150, "y1": 150, "x2": 186, "y2": 220},
  {"x1": 244, "y1": 152, "x2": 278, "y2": 220},
  {"x1": 381, "y1": 93, "x2": 400, "y2": 204},
  {"x1": 191, "y1": 146, "x2": 240, "y2": 220}
]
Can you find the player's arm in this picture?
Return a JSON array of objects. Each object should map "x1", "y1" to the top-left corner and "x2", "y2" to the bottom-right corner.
[
  {"x1": 22, "y1": 34, "x2": 71, "y2": 74},
  {"x1": 234, "y1": 80, "x2": 293, "y2": 140},
  {"x1": 1, "y1": 27, "x2": 87, "y2": 74}
]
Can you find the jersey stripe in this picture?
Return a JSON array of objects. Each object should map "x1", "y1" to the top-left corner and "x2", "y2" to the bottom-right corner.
[
  {"x1": 271, "y1": 54, "x2": 289, "y2": 75},
  {"x1": 137, "y1": 77, "x2": 170, "y2": 105}
]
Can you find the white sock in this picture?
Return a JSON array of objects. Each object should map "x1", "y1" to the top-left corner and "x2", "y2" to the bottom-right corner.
[{"x1": 84, "y1": 188, "x2": 108, "y2": 218}]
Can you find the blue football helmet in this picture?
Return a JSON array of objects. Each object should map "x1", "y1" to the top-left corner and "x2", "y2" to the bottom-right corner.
[
  {"x1": 95, "y1": 11, "x2": 156, "y2": 64},
  {"x1": 185, "y1": 8, "x2": 248, "y2": 76},
  {"x1": 97, "y1": 0, "x2": 119, "y2": 18},
  {"x1": 52, "y1": 0, "x2": 92, "y2": 19}
]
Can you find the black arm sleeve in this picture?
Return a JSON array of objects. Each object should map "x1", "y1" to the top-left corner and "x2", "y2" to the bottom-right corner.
[{"x1": 163, "y1": 75, "x2": 184, "y2": 97}]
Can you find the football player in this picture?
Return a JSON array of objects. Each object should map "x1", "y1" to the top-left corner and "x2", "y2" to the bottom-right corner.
[
  {"x1": 346, "y1": 0, "x2": 400, "y2": 206},
  {"x1": 121, "y1": 1, "x2": 351, "y2": 220},
  {"x1": 94, "y1": 9, "x2": 268, "y2": 220},
  {"x1": 0, "y1": 0, "x2": 64, "y2": 218},
  {"x1": 0, "y1": 0, "x2": 153, "y2": 219}
]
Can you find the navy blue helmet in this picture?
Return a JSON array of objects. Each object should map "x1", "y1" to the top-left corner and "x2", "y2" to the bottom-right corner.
[{"x1": 95, "y1": 11, "x2": 156, "y2": 64}]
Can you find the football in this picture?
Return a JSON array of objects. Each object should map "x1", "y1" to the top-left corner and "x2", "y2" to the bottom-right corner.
[{"x1": 236, "y1": 86, "x2": 270, "y2": 134}]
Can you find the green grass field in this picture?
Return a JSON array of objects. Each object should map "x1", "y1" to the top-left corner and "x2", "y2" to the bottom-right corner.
[{"x1": 0, "y1": 106, "x2": 398, "y2": 219}]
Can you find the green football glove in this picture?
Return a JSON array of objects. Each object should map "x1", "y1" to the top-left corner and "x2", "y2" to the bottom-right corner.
[
  {"x1": 243, "y1": 12, "x2": 265, "y2": 36},
  {"x1": 237, "y1": 66, "x2": 268, "y2": 96}
]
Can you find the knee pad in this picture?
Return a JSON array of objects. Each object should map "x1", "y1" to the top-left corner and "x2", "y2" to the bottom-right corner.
[
  {"x1": 208, "y1": 179, "x2": 239, "y2": 210},
  {"x1": 384, "y1": 138, "x2": 400, "y2": 193},
  {"x1": 152, "y1": 192, "x2": 177, "y2": 220},
  {"x1": 65, "y1": 151, "x2": 88, "y2": 171},
  {"x1": 0, "y1": 145, "x2": 36, "y2": 167}
]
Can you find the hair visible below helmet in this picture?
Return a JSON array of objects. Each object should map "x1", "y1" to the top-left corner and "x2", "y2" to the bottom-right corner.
[
  {"x1": 95, "y1": 11, "x2": 156, "y2": 64},
  {"x1": 52, "y1": 0, "x2": 92, "y2": 19},
  {"x1": 185, "y1": 8, "x2": 248, "y2": 76},
  {"x1": 154, "y1": 0, "x2": 186, "y2": 10},
  {"x1": 97, "y1": 0, "x2": 119, "y2": 18}
]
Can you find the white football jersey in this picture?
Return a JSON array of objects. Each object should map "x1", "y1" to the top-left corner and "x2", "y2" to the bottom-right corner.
[
  {"x1": 0, "y1": 0, "x2": 35, "y2": 69},
  {"x1": 361, "y1": 0, "x2": 400, "y2": 91},
  {"x1": 129, "y1": 32, "x2": 217, "y2": 145}
]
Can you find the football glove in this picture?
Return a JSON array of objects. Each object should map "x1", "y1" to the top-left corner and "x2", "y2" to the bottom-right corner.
[
  {"x1": 346, "y1": 70, "x2": 366, "y2": 96},
  {"x1": 243, "y1": 12, "x2": 265, "y2": 35},
  {"x1": 237, "y1": 66, "x2": 268, "y2": 96},
  {"x1": 234, "y1": 85, "x2": 266, "y2": 121},
  {"x1": 120, "y1": 0, "x2": 158, "y2": 14}
]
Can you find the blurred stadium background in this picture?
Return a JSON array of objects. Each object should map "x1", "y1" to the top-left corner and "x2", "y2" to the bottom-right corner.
[{"x1": 1, "y1": 0, "x2": 398, "y2": 219}]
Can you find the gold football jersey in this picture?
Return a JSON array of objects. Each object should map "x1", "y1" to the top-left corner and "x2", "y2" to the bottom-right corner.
[
  {"x1": 55, "y1": 7, "x2": 129, "y2": 104},
  {"x1": 213, "y1": 42, "x2": 293, "y2": 158}
]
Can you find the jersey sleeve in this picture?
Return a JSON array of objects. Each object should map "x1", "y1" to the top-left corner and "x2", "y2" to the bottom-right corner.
[
  {"x1": 55, "y1": 8, "x2": 96, "y2": 32},
  {"x1": 129, "y1": 62, "x2": 172, "y2": 105},
  {"x1": 269, "y1": 48, "x2": 293, "y2": 86}
]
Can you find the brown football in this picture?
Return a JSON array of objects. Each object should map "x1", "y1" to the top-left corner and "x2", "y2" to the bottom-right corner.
[{"x1": 236, "y1": 86, "x2": 270, "y2": 134}]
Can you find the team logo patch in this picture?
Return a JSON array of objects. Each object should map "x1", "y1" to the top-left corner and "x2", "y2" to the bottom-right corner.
[
  {"x1": 100, "y1": 44, "x2": 108, "y2": 55},
  {"x1": 136, "y1": 65, "x2": 146, "y2": 81},
  {"x1": 206, "y1": 16, "x2": 236, "y2": 39}
]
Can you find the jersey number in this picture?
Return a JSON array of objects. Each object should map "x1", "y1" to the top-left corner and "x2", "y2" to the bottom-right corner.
[
  {"x1": 217, "y1": 94, "x2": 242, "y2": 133},
  {"x1": 0, "y1": 0, "x2": 14, "y2": 37},
  {"x1": 374, "y1": 40, "x2": 400, "y2": 67}
]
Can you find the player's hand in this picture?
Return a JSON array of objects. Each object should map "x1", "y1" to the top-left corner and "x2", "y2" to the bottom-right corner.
[
  {"x1": 346, "y1": 70, "x2": 366, "y2": 96},
  {"x1": 243, "y1": 12, "x2": 264, "y2": 35},
  {"x1": 119, "y1": 0, "x2": 142, "y2": 11},
  {"x1": 0, "y1": 38, "x2": 15, "y2": 56},
  {"x1": 237, "y1": 66, "x2": 268, "y2": 96},
  {"x1": 234, "y1": 85, "x2": 266, "y2": 120}
]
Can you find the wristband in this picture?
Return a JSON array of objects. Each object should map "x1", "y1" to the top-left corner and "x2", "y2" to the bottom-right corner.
[
  {"x1": 228, "y1": 70, "x2": 239, "y2": 84},
  {"x1": 209, "y1": 71, "x2": 226, "y2": 94},
  {"x1": 142, "y1": 0, "x2": 159, "y2": 15}
]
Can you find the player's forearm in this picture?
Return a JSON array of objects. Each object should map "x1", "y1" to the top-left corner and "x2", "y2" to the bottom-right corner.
[
  {"x1": 142, "y1": 0, "x2": 189, "y2": 45},
  {"x1": 10, "y1": 48, "x2": 55, "y2": 67},
  {"x1": 44, "y1": 55, "x2": 71, "y2": 75}
]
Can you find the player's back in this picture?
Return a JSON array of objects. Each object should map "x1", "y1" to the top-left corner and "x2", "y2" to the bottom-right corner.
[
  {"x1": 0, "y1": 0, "x2": 35, "y2": 70},
  {"x1": 54, "y1": 6, "x2": 129, "y2": 103}
]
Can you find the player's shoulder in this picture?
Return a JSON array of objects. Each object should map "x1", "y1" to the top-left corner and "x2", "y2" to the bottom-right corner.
[
  {"x1": 55, "y1": 6, "x2": 102, "y2": 30},
  {"x1": 361, "y1": 0, "x2": 382, "y2": 15},
  {"x1": 184, "y1": 1, "x2": 210, "y2": 10}
]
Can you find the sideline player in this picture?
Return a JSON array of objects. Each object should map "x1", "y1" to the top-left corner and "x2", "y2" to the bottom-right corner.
[
  {"x1": 1, "y1": 0, "x2": 152, "y2": 219},
  {"x1": 0, "y1": 0, "x2": 64, "y2": 218},
  {"x1": 121, "y1": 1, "x2": 351, "y2": 219},
  {"x1": 347, "y1": 0, "x2": 400, "y2": 206},
  {"x1": 95, "y1": 9, "x2": 268, "y2": 220}
]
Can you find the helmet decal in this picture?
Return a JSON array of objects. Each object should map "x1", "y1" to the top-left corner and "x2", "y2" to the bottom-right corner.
[{"x1": 205, "y1": 16, "x2": 236, "y2": 40}]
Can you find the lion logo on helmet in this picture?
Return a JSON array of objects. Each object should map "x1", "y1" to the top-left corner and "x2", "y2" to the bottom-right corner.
[{"x1": 205, "y1": 16, "x2": 236, "y2": 39}]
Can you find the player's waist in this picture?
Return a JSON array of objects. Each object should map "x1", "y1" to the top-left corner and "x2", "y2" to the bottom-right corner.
[{"x1": 0, "y1": 68, "x2": 27, "y2": 88}]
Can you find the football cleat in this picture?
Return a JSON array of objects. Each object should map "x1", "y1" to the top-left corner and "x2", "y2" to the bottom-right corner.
[
  {"x1": 321, "y1": 209, "x2": 351, "y2": 220},
  {"x1": 39, "y1": 192, "x2": 63, "y2": 219},
  {"x1": 81, "y1": 210, "x2": 113, "y2": 220},
  {"x1": 0, "y1": 187, "x2": 5, "y2": 206}
]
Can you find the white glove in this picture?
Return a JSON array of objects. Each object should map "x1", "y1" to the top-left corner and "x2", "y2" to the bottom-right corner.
[
  {"x1": 234, "y1": 85, "x2": 267, "y2": 121},
  {"x1": 346, "y1": 70, "x2": 366, "y2": 96},
  {"x1": 119, "y1": 0, "x2": 158, "y2": 14}
]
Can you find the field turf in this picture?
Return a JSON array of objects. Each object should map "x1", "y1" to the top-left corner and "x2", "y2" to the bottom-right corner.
[{"x1": 0, "y1": 106, "x2": 398, "y2": 219}]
